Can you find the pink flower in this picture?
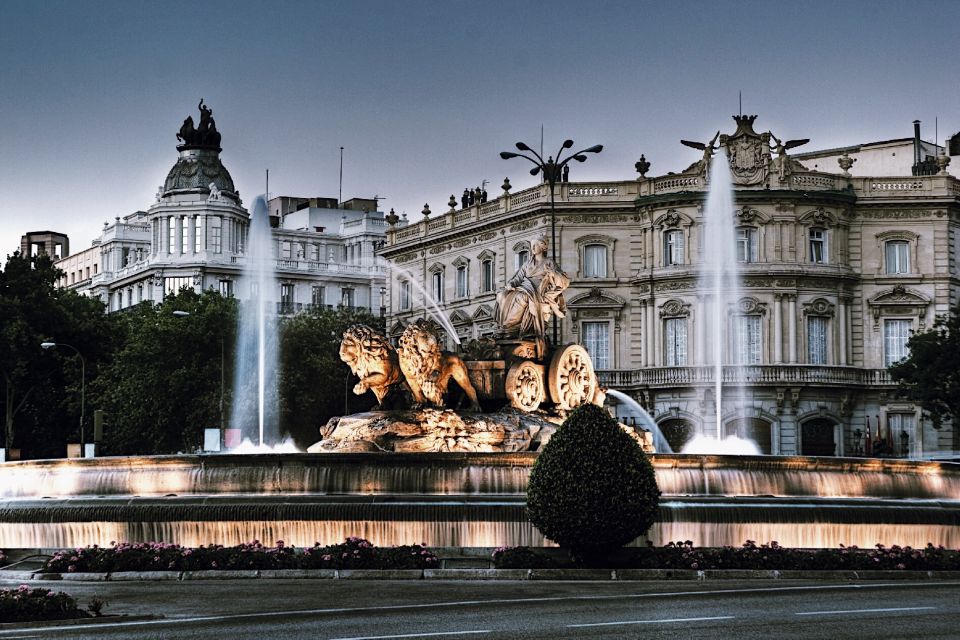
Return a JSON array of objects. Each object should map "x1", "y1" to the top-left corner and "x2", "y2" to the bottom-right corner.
[{"x1": 67, "y1": 565, "x2": 77, "y2": 573}]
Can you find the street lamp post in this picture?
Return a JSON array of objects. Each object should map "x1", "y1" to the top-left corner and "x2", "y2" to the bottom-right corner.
[
  {"x1": 40, "y1": 342, "x2": 86, "y2": 455},
  {"x1": 173, "y1": 311, "x2": 225, "y2": 433},
  {"x1": 500, "y1": 139, "x2": 602, "y2": 345}
]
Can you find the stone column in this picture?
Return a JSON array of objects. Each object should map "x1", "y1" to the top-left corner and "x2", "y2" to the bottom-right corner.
[
  {"x1": 695, "y1": 295, "x2": 706, "y2": 365},
  {"x1": 644, "y1": 300, "x2": 654, "y2": 366},
  {"x1": 788, "y1": 294, "x2": 798, "y2": 363},
  {"x1": 838, "y1": 298, "x2": 848, "y2": 366},
  {"x1": 773, "y1": 293, "x2": 783, "y2": 364}
]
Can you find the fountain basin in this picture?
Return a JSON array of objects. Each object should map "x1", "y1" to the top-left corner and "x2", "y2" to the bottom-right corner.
[{"x1": 0, "y1": 453, "x2": 956, "y2": 549}]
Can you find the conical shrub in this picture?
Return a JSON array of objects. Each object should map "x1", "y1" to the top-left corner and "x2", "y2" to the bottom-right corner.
[{"x1": 527, "y1": 403, "x2": 660, "y2": 561}]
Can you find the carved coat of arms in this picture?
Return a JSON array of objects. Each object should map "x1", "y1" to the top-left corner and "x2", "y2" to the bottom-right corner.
[{"x1": 720, "y1": 115, "x2": 770, "y2": 186}]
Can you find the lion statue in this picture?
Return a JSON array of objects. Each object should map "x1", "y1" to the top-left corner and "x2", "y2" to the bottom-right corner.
[
  {"x1": 397, "y1": 319, "x2": 481, "y2": 411},
  {"x1": 339, "y1": 324, "x2": 405, "y2": 408}
]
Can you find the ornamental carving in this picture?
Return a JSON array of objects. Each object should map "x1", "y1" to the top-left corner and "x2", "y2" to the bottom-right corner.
[
  {"x1": 655, "y1": 281, "x2": 695, "y2": 292},
  {"x1": 742, "y1": 278, "x2": 773, "y2": 288},
  {"x1": 453, "y1": 238, "x2": 472, "y2": 248},
  {"x1": 662, "y1": 210, "x2": 682, "y2": 228},
  {"x1": 478, "y1": 231, "x2": 497, "y2": 241},
  {"x1": 395, "y1": 252, "x2": 419, "y2": 264},
  {"x1": 735, "y1": 208, "x2": 758, "y2": 223},
  {"x1": 719, "y1": 115, "x2": 770, "y2": 186},
  {"x1": 802, "y1": 298, "x2": 836, "y2": 317},
  {"x1": 659, "y1": 299, "x2": 691, "y2": 318},
  {"x1": 510, "y1": 220, "x2": 538, "y2": 232},
  {"x1": 735, "y1": 297, "x2": 768, "y2": 315}
]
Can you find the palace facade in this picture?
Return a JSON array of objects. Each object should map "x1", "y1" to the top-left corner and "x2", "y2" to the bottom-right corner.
[
  {"x1": 380, "y1": 115, "x2": 960, "y2": 458},
  {"x1": 56, "y1": 105, "x2": 387, "y2": 315}
]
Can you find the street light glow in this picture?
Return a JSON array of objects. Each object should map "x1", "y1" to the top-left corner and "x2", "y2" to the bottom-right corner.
[{"x1": 40, "y1": 342, "x2": 56, "y2": 349}]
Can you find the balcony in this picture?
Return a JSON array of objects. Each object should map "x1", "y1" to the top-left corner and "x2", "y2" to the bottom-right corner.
[{"x1": 596, "y1": 365, "x2": 895, "y2": 389}]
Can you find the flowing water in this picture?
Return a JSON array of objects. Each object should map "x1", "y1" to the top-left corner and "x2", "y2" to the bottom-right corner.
[
  {"x1": 0, "y1": 454, "x2": 957, "y2": 549},
  {"x1": 373, "y1": 256, "x2": 460, "y2": 344},
  {"x1": 699, "y1": 155, "x2": 741, "y2": 436},
  {"x1": 606, "y1": 389, "x2": 673, "y2": 453},
  {"x1": 231, "y1": 196, "x2": 279, "y2": 446}
]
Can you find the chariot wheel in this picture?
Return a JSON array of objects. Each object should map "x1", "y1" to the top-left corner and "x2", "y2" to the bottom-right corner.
[
  {"x1": 547, "y1": 344, "x2": 598, "y2": 411},
  {"x1": 505, "y1": 360, "x2": 546, "y2": 412}
]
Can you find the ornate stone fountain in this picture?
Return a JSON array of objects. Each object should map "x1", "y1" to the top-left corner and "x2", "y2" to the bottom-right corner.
[{"x1": 311, "y1": 233, "x2": 648, "y2": 453}]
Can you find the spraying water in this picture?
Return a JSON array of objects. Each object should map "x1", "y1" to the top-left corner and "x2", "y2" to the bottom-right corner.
[
  {"x1": 606, "y1": 389, "x2": 672, "y2": 453},
  {"x1": 231, "y1": 196, "x2": 279, "y2": 446},
  {"x1": 700, "y1": 151, "x2": 741, "y2": 436},
  {"x1": 373, "y1": 256, "x2": 460, "y2": 344}
]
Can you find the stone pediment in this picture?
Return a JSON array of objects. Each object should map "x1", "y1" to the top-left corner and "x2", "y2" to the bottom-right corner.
[
  {"x1": 658, "y1": 298, "x2": 691, "y2": 318},
  {"x1": 654, "y1": 209, "x2": 692, "y2": 228},
  {"x1": 799, "y1": 207, "x2": 837, "y2": 227},
  {"x1": 472, "y1": 304, "x2": 494, "y2": 321},
  {"x1": 568, "y1": 288, "x2": 626, "y2": 309},
  {"x1": 869, "y1": 284, "x2": 930, "y2": 306},
  {"x1": 449, "y1": 309, "x2": 471, "y2": 325}
]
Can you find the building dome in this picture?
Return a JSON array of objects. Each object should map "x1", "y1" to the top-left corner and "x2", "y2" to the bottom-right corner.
[
  {"x1": 162, "y1": 148, "x2": 237, "y2": 199},
  {"x1": 162, "y1": 100, "x2": 238, "y2": 200}
]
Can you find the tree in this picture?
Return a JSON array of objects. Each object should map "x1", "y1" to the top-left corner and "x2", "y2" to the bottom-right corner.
[
  {"x1": 0, "y1": 252, "x2": 115, "y2": 458},
  {"x1": 92, "y1": 289, "x2": 237, "y2": 455},
  {"x1": 889, "y1": 307, "x2": 960, "y2": 431},
  {"x1": 278, "y1": 307, "x2": 382, "y2": 449},
  {"x1": 526, "y1": 403, "x2": 660, "y2": 564}
]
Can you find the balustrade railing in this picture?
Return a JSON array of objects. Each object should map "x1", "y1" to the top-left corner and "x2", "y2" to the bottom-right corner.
[{"x1": 597, "y1": 365, "x2": 895, "y2": 388}]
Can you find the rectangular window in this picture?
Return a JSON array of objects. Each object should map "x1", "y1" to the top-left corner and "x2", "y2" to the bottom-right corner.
[
  {"x1": 481, "y1": 259, "x2": 494, "y2": 293},
  {"x1": 400, "y1": 281, "x2": 411, "y2": 310},
  {"x1": 312, "y1": 285, "x2": 325, "y2": 306},
  {"x1": 884, "y1": 319, "x2": 911, "y2": 367},
  {"x1": 210, "y1": 217, "x2": 222, "y2": 253},
  {"x1": 164, "y1": 276, "x2": 192, "y2": 295},
  {"x1": 809, "y1": 229, "x2": 826, "y2": 264},
  {"x1": 282, "y1": 241, "x2": 292, "y2": 260},
  {"x1": 807, "y1": 316, "x2": 828, "y2": 364},
  {"x1": 584, "y1": 245, "x2": 608, "y2": 278},
  {"x1": 456, "y1": 265, "x2": 468, "y2": 298},
  {"x1": 341, "y1": 288, "x2": 355, "y2": 308},
  {"x1": 888, "y1": 413, "x2": 916, "y2": 457},
  {"x1": 280, "y1": 284, "x2": 295, "y2": 312},
  {"x1": 168, "y1": 218, "x2": 176, "y2": 254},
  {"x1": 194, "y1": 216, "x2": 203, "y2": 253},
  {"x1": 664, "y1": 230, "x2": 684, "y2": 266},
  {"x1": 582, "y1": 321, "x2": 610, "y2": 369},
  {"x1": 665, "y1": 317, "x2": 688, "y2": 366},
  {"x1": 736, "y1": 228, "x2": 758, "y2": 263},
  {"x1": 734, "y1": 315, "x2": 762, "y2": 364},
  {"x1": 885, "y1": 241, "x2": 910, "y2": 274},
  {"x1": 432, "y1": 271, "x2": 444, "y2": 303},
  {"x1": 181, "y1": 217, "x2": 189, "y2": 254},
  {"x1": 515, "y1": 250, "x2": 529, "y2": 272},
  {"x1": 219, "y1": 279, "x2": 233, "y2": 297}
]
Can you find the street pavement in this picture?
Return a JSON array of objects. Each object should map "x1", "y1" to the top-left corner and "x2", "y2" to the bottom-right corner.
[{"x1": 0, "y1": 578, "x2": 957, "y2": 639}]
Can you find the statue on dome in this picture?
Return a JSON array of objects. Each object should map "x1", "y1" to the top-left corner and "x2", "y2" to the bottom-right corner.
[
  {"x1": 176, "y1": 99, "x2": 221, "y2": 148},
  {"x1": 494, "y1": 233, "x2": 569, "y2": 341}
]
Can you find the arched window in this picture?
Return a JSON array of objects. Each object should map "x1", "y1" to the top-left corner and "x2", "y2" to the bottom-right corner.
[
  {"x1": 660, "y1": 419, "x2": 695, "y2": 452},
  {"x1": 724, "y1": 418, "x2": 772, "y2": 454}
]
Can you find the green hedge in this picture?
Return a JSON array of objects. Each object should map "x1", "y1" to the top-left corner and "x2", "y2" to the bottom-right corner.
[{"x1": 527, "y1": 403, "x2": 660, "y2": 561}]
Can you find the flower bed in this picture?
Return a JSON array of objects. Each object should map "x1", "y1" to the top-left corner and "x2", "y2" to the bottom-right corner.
[
  {"x1": 493, "y1": 541, "x2": 960, "y2": 571},
  {"x1": 44, "y1": 537, "x2": 438, "y2": 573},
  {"x1": 0, "y1": 585, "x2": 91, "y2": 623}
]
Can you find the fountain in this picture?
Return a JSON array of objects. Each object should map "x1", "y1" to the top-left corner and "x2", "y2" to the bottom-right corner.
[
  {"x1": 0, "y1": 118, "x2": 957, "y2": 552},
  {"x1": 231, "y1": 195, "x2": 279, "y2": 447}
]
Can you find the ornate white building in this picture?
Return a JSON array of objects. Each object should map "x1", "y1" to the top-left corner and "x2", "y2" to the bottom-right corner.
[
  {"x1": 381, "y1": 115, "x2": 960, "y2": 458},
  {"x1": 57, "y1": 104, "x2": 386, "y2": 315}
]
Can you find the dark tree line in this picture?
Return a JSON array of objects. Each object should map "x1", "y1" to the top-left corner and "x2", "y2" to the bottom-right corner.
[{"x1": 1, "y1": 252, "x2": 381, "y2": 458}]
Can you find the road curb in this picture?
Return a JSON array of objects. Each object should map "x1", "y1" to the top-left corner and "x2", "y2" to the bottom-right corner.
[{"x1": 11, "y1": 568, "x2": 960, "y2": 582}]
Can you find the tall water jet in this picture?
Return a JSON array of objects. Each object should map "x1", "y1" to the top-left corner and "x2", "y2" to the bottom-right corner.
[
  {"x1": 232, "y1": 195, "x2": 279, "y2": 446},
  {"x1": 700, "y1": 153, "x2": 740, "y2": 436}
]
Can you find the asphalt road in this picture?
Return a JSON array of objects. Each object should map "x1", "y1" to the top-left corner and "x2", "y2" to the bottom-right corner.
[{"x1": 1, "y1": 579, "x2": 957, "y2": 639}]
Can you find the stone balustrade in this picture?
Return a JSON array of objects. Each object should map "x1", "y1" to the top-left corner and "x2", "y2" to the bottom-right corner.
[{"x1": 597, "y1": 365, "x2": 895, "y2": 388}]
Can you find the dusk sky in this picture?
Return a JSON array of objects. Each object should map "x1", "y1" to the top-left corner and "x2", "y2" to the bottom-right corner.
[{"x1": 2, "y1": 0, "x2": 959, "y2": 253}]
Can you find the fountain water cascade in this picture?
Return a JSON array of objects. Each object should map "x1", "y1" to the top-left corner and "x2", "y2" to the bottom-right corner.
[
  {"x1": 231, "y1": 195, "x2": 279, "y2": 446},
  {"x1": 700, "y1": 151, "x2": 742, "y2": 439}
]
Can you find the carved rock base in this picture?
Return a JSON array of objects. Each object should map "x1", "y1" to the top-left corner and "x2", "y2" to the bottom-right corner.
[{"x1": 308, "y1": 409, "x2": 655, "y2": 454}]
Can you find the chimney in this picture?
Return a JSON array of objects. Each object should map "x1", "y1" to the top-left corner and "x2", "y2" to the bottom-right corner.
[{"x1": 913, "y1": 120, "x2": 921, "y2": 166}]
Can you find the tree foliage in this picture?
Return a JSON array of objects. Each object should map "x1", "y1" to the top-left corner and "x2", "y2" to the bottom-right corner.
[
  {"x1": 888, "y1": 307, "x2": 960, "y2": 430},
  {"x1": 0, "y1": 252, "x2": 115, "y2": 458},
  {"x1": 526, "y1": 403, "x2": 660, "y2": 563},
  {"x1": 92, "y1": 289, "x2": 237, "y2": 455},
  {"x1": 278, "y1": 307, "x2": 382, "y2": 448}
]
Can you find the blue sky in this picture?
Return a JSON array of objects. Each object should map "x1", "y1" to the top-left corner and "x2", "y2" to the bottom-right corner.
[{"x1": 2, "y1": 0, "x2": 959, "y2": 252}]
